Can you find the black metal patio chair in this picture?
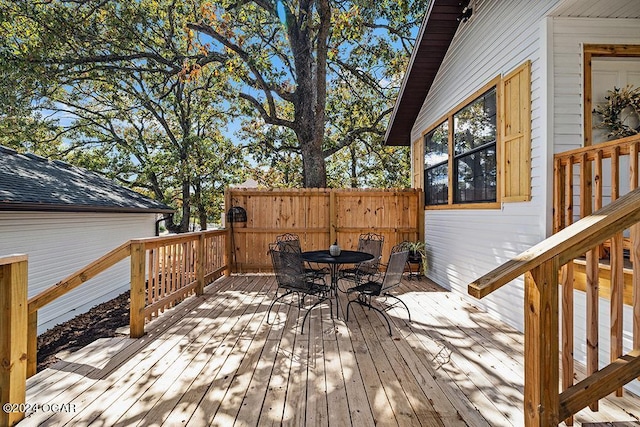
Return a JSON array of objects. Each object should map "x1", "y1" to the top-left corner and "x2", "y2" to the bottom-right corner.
[
  {"x1": 339, "y1": 232, "x2": 384, "y2": 289},
  {"x1": 275, "y1": 233, "x2": 329, "y2": 280},
  {"x1": 345, "y1": 244, "x2": 410, "y2": 336},
  {"x1": 268, "y1": 242, "x2": 330, "y2": 333}
]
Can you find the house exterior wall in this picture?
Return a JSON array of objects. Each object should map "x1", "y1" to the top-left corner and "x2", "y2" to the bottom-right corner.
[
  {"x1": 0, "y1": 211, "x2": 156, "y2": 333},
  {"x1": 411, "y1": 0, "x2": 560, "y2": 331},
  {"x1": 551, "y1": 17, "x2": 640, "y2": 155},
  {"x1": 412, "y1": 1, "x2": 640, "y2": 394}
]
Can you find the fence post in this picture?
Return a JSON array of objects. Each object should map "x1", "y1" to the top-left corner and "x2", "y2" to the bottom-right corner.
[
  {"x1": 418, "y1": 189, "x2": 425, "y2": 242},
  {"x1": 130, "y1": 242, "x2": 146, "y2": 338},
  {"x1": 329, "y1": 190, "x2": 337, "y2": 243},
  {"x1": 0, "y1": 254, "x2": 28, "y2": 427},
  {"x1": 524, "y1": 256, "x2": 560, "y2": 426},
  {"x1": 196, "y1": 233, "x2": 205, "y2": 295},
  {"x1": 224, "y1": 189, "x2": 233, "y2": 275}
]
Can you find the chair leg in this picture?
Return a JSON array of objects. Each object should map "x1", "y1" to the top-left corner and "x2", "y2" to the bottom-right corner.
[
  {"x1": 346, "y1": 296, "x2": 393, "y2": 336},
  {"x1": 267, "y1": 290, "x2": 294, "y2": 324},
  {"x1": 383, "y1": 293, "x2": 412, "y2": 322}
]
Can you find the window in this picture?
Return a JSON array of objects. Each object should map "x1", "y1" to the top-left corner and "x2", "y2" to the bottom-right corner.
[
  {"x1": 423, "y1": 87, "x2": 497, "y2": 206},
  {"x1": 453, "y1": 88, "x2": 497, "y2": 203},
  {"x1": 424, "y1": 121, "x2": 449, "y2": 205},
  {"x1": 418, "y1": 61, "x2": 531, "y2": 208}
]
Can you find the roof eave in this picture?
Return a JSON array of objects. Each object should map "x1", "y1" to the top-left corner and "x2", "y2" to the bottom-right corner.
[
  {"x1": 0, "y1": 202, "x2": 174, "y2": 214},
  {"x1": 384, "y1": 0, "x2": 468, "y2": 146}
]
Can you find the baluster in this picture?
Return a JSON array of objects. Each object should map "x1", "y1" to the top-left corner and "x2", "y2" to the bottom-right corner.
[
  {"x1": 554, "y1": 158, "x2": 564, "y2": 233},
  {"x1": 611, "y1": 146, "x2": 624, "y2": 396},
  {"x1": 148, "y1": 248, "x2": 157, "y2": 319},
  {"x1": 580, "y1": 153, "x2": 591, "y2": 218},
  {"x1": 153, "y1": 247, "x2": 161, "y2": 315},
  {"x1": 170, "y1": 243, "x2": 176, "y2": 305},
  {"x1": 585, "y1": 151, "x2": 600, "y2": 411},
  {"x1": 631, "y1": 142, "x2": 640, "y2": 356},
  {"x1": 595, "y1": 150, "x2": 603, "y2": 257},
  {"x1": 560, "y1": 159, "x2": 575, "y2": 425}
]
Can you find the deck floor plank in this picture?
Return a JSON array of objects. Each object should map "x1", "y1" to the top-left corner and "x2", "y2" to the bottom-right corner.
[
  {"x1": 350, "y1": 297, "x2": 422, "y2": 426},
  {"x1": 48, "y1": 275, "x2": 253, "y2": 427},
  {"x1": 138, "y1": 275, "x2": 274, "y2": 427},
  {"x1": 17, "y1": 274, "x2": 640, "y2": 427},
  {"x1": 333, "y1": 303, "x2": 377, "y2": 427}
]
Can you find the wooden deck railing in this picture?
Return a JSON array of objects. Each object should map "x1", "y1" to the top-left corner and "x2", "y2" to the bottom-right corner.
[
  {"x1": 554, "y1": 133, "x2": 640, "y2": 421},
  {"x1": 469, "y1": 187, "x2": 640, "y2": 426},
  {"x1": 554, "y1": 133, "x2": 640, "y2": 234},
  {"x1": 1, "y1": 230, "x2": 227, "y2": 426}
]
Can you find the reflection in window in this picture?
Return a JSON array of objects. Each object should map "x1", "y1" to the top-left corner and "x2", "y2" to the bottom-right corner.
[
  {"x1": 423, "y1": 87, "x2": 497, "y2": 206},
  {"x1": 424, "y1": 121, "x2": 448, "y2": 205},
  {"x1": 453, "y1": 88, "x2": 496, "y2": 203}
]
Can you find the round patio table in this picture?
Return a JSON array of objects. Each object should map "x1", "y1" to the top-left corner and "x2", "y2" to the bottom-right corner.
[{"x1": 301, "y1": 250, "x2": 374, "y2": 318}]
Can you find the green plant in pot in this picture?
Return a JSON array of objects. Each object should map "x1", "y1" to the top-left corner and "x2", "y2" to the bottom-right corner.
[{"x1": 404, "y1": 241, "x2": 428, "y2": 276}]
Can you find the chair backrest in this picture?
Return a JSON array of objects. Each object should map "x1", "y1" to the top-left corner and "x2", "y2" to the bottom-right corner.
[
  {"x1": 269, "y1": 242, "x2": 304, "y2": 289},
  {"x1": 275, "y1": 233, "x2": 302, "y2": 253},
  {"x1": 357, "y1": 232, "x2": 384, "y2": 274},
  {"x1": 381, "y1": 245, "x2": 409, "y2": 292}
]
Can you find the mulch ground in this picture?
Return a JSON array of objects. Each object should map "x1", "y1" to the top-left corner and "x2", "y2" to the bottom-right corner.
[{"x1": 36, "y1": 291, "x2": 130, "y2": 372}]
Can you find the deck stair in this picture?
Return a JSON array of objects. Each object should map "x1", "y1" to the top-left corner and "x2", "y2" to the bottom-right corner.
[{"x1": 469, "y1": 186, "x2": 640, "y2": 426}]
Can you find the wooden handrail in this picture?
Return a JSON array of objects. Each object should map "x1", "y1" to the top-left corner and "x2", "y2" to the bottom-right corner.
[
  {"x1": 469, "y1": 186, "x2": 640, "y2": 298},
  {"x1": 28, "y1": 241, "x2": 132, "y2": 313},
  {"x1": 27, "y1": 229, "x2": 226, "y2": 313},
  {"x1": 23, "y1": 230, "x2": 228, "y2": 377},
  {"x1": 469, "y1": 186, "x2": 640, "y2": 425},
  {"x1": 554, "y1": 133, "x2": 640, "y2": 166}
]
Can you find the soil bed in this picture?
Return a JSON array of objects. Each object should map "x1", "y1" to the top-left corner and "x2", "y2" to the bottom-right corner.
[{"x1": 36, "y1": 291, "x2": 130, "y2": 372}]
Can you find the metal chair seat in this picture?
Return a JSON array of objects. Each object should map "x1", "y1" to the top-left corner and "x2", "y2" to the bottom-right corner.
[
  {"x1": 346, "y1": 245, "x2": 410, "y2": 335},
  {"x1": 268, "y1": 242, "x2": 330, "y2": 333}
]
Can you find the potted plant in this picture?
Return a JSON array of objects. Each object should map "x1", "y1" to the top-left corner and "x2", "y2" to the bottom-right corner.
[{"x1": 404, "y1": 240, "x2": 428, "y2": 276}]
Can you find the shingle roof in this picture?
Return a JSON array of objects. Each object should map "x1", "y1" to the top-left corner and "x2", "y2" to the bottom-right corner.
[{"x1": 0, "y1": 146, "x2": 173, "y2": 213}]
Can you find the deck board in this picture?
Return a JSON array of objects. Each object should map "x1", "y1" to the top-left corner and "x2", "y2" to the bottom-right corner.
[{"x1": 18, "y1": 274, "x2": 640, "y2": 426}]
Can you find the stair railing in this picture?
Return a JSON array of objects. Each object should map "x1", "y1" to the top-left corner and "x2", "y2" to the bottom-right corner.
[{"x1": 469, "y1": 187, "x2": 640, "y2": 426}]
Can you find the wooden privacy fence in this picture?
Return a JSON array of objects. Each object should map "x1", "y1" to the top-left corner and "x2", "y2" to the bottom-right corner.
[{"x1": 225, "y1": 188, "x2": 424, "y2": 272}]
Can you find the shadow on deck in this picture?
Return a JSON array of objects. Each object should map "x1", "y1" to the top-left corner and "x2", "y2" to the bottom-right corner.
[{"x1": 20, "y1": 274, "x2": 640, "y2": 426}]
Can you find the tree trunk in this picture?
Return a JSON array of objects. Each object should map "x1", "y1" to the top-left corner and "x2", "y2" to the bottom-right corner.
[
  {"x1": 165, "y1": 179, "x2": 190, "y2": 234},
  {"x1": 301, "y1": 132, "x2": 327, "y2": 187},
  {"x1": 194, "y1": 180, "x2": 207, "y2": 230},
  {"x1": 286, "y1": 0, "x2": 330, "y2": 188},
  {"x1": 349, "y1": 144, "x2": 358, "y2": 188}
]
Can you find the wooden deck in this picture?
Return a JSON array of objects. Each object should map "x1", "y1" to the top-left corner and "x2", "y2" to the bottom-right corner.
[{"x1": 19, "y1": 274, "x2": 640, "y2": 426}]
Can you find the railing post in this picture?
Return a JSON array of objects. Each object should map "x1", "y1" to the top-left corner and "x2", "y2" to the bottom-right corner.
[
  {"x1": 524, "y1": 256, "x2": 559, "y2": 426},
  {"x1": 0, "y1": 254, "x2": 28, "y2": 427},
  {"x1": 26, "y1": 311, "x2": 37, "y2": 378},
  {"x1": 130, "y1": 242, "x2": 146, "y2": 338},
  {"x1": 196, "y1": 233, "x2": 205, "y2": 295}
]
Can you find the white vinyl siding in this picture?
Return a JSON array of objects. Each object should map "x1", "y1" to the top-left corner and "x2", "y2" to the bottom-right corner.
[
  {"x1": 0, "y1": 212, "x2": 156, "y2": 333},
  {"x1": 551, "y1": 17, "x2": 640, "y2": 154},
  {"x1": 412, "y1": 0, "x2": 558, "y2": 330}
]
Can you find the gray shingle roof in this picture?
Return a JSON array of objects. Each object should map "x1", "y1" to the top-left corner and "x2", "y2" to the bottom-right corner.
[{"x1": 0, "y1": 146, "x2": 173, "y2": 213}]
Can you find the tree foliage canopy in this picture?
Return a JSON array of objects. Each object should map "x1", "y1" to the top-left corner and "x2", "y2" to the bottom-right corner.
[{"x1": 0, "y1": 0, "x2": 424, "y2": 227}]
